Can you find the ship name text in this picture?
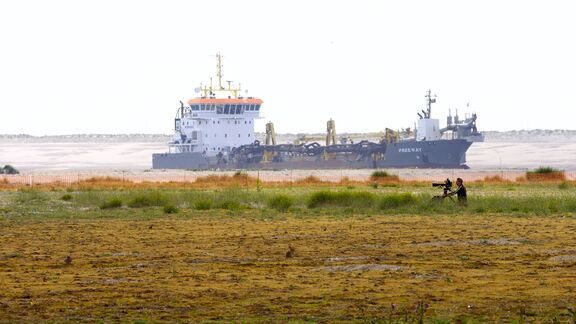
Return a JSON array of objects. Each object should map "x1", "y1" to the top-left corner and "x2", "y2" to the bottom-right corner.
[{"x1": 398, "y1": 147, "x2": 422, "y2": 153}]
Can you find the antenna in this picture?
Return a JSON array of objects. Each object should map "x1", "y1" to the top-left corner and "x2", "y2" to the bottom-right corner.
[{"x1": 216, "y1": 52, "x2": 224, "y2": 90}]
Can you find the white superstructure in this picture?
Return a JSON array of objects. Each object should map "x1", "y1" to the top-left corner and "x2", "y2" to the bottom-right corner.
[
  {"x1": 169, "y1": 53, "x2": 263, "y2": 157},
  {"x1": 415, "y1": 89, "x2": 442, "y2": 141}
]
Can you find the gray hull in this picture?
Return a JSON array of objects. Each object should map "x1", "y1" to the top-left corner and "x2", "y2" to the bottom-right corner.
[
  {"x1": 152, "y1": 153, "x2": 215, "y2": 169},
  {"x1": 152, "y1": 139, "x2": 472, "y2": 170},
  {"x1": 376, "y1": 139, "x2": 472, "y2": 168}
]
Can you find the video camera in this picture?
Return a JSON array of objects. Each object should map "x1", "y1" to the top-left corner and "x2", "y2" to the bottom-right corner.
[{"x1": 432, "y1": 178, "x2": 452, "y2": 195}]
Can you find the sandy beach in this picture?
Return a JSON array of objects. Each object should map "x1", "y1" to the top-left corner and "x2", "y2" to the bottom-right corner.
[{"x1": 2, "y1": 137, "x2": 576, "y2": 183}]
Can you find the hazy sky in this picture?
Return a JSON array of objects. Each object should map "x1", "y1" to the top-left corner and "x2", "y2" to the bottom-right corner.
[{"x1": 1, "y1": 0, "x2": 575, "y2": 135}]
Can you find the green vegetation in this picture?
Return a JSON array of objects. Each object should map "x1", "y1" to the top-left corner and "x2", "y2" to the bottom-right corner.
[
  {"x1": 163, "y1": 204, "x2": 179, "y2": 214},
  {"x1": 3, "y1": 183, "x2": 576, "y2": 218},
  {"x1": 194, "y1": 199, "x2": 212, "y2": 210},
  {"x1": 99, "y1": 197, "x2": 123, "y2": 209},
  {"x1": 526, "y1": 166, "x2": 566, "y2": 181},
  {"x1": 267, "y1": 194, "x2": 294, "y2": 212},
  {"x1": 371, "y1": 170, "x2": 391, "y2": 178},
  {"x1": 127, "y1": 192, "x2": 168, "y2": 208},
  {"x1": 370, "y1": 170, "x2": 400, "y2": 181},
  {"x1": 379, "y1": 192, "x2": 417, "y2": 209},
  {"x1": 307, "y1": 190, "x2": 377, "y2": 208},
  {"x1": 530, "y1": 166, "x2": 562, "y2": 174}
]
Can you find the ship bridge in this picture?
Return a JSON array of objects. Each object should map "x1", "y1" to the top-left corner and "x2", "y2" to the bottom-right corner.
[{"x1": 187, "y1": 98, "x2": 263, "y2": 115}]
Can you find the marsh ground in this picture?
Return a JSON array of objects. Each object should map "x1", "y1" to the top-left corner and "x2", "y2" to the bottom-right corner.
[{"x1": 1, "y1": 185, "x2": 575, "y2": 322}]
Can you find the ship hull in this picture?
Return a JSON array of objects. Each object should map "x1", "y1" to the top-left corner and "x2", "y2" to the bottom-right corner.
[
  {"x1": 152, "y1": 153, "x2": 215, "y2": 170},
  {"x1": 376, "y1": 139, "x2": 472, "y2": 168},
  {"x1": 152, "y1": 139, "x2": 472, "y2": 170}
]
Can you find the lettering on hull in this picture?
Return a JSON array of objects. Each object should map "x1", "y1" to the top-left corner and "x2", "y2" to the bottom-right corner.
[{"x1": 398, "y1": 148, "x2": 422, "y2": 153}]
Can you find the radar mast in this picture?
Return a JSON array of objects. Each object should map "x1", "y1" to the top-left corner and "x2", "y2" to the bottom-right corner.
[{"x1": 200, "y1": 53, "x2": 242, "y2": 98}]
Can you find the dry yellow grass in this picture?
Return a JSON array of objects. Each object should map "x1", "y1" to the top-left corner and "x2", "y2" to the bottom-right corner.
[{"x1": 1, "y1": 213, "x2": 575, "y2": 322}]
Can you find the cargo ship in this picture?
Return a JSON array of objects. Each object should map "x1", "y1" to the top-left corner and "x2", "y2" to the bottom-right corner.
[{"x1": 152, "y1": 54, "x2": 483, "y2": 170}]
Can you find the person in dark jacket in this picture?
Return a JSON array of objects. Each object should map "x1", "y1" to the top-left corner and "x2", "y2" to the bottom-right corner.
[{"x1": 445, "y1": 177, "x2": 467, "y2": 205}]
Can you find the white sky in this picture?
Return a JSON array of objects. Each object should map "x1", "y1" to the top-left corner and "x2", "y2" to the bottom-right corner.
[{"x1": 1, "y1": 0, "x2": 575, "y2": 136}]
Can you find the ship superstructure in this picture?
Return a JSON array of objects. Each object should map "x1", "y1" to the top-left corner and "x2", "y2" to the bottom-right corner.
[
  {"x1": 153, "y1": 56, "x2": 481, "y2": 170},
  {"x1": 155, "y1": 54, "x2": 263, "y2": 167}
]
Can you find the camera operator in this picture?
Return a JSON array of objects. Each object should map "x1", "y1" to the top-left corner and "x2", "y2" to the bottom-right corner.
[{"x1": 445, "y1": 177, "x2": 467, "y2": 205}]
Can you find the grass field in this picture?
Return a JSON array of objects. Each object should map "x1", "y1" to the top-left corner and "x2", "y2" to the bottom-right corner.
[{"x1": 1, "y1": 180, "x2": 575, "y2": 322}]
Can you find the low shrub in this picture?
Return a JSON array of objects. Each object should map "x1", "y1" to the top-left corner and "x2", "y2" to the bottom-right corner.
[
  {"x1": 295, "y1": 176, "x2": 324, "y2": 185},
  {"x1": 379, "y1": 192, "x2": 417, "y2": 209},
  {"x1": 370, "y1": 170, "x2": 400, "y2": 183},
  {"x1": 100, "y1": 198, "x2": 123, "y2": 209},
  {"x1": 307, "y1": 191, "x2": 376, "y2": 208},
  {"x1": 268, "y1": 194, "x2": 294, "y2": 212},
  {"x1": 127, "y1": 192, "x2": 167, "y2": 208},
  {"x1": 163, "y1": 204, "x2": 179, "y2": 214},
  {"x1": 60, "y1": 194, "x2": 73, "y2": 201},
  {"x1": 532, "y1": 166, "x2": 560, "y2": 173},
  {"x1": 526, "y1": 166, "x2": 566, "y2": 181},
  {"x1": 194, "y1": 199, "x2": 213, "y2": 210},
  {"x1": 15, "y1": 189, "x2": 47, "y2": 203},
  {"x1": 370, "y1": 170, "x2": 390, "y2": 178},
  {"x1": 219, "y1": 200, "x2": 242, "y2": 210},
  {"x1": 194, "y1": 174, "x2": 256, "y2": 188}
]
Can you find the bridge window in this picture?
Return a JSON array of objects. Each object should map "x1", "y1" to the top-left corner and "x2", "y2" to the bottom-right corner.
[
  {"x1": 236, "y1": 105, "x2": 242, "y2": 114},
  {"x1": 216, "y1": 104, "x2": 223, "y2": 114},
  {"x1": 224, "y1": 104, "x2": 230, "y2": 114},
  {"x1": 191, "y1": 105, "x2": 199, "y2": 111},
  {"x1": 200, "y1": 104, "x2": 205, "y2": 111},
  {"x1": 255, "y1": 104, "x2": 261, "y2": 111}
]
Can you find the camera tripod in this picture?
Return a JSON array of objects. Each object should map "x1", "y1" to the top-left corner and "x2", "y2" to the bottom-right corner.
[{"x1": 432, "y1": 194, "x2": 456, "y2": 203}]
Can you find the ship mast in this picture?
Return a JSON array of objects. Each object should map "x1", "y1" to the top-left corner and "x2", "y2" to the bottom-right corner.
[
  {"x1": 424, "y1": 89, "x2": 436, "y2": 119},
  {"x1": 200, "y1": 53, "x2": 242, "y2": 98}
]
